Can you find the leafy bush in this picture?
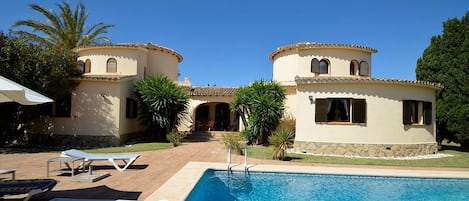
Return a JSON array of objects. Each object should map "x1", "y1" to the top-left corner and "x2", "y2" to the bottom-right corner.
[
  {"x1": 166, "y1": 130, "x2": 187, "y2": 147},
  {"x1": 269, "y1": 128, "x2": 294, "y2": 160},
  {"x1": 136, "y1": 74, "x2": 189, "y2": 141},
  {"x1": 222, "y1": 132, "x2": 244, "y2": 155}
]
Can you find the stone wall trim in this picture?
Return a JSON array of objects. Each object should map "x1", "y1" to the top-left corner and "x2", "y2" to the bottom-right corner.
[{"x1": 294, "y1": 141, "x2": 438, "y2": 157}]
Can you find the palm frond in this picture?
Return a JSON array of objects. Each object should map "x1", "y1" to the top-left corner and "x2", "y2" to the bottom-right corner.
[
  {"x1": 12, "y1": 30, "x2": 54, "y2": 47},
  {"x1": 12, "y1": 1, "x2": 114, "y2": 49}
]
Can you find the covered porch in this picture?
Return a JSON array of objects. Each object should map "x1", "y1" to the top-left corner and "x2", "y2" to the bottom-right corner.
[{"x1": 194, "y1": 102, "x2": 239, "y2": 131}]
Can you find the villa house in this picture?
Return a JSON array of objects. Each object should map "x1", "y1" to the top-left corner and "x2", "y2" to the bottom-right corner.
[
  {"x1": 33, "y1": 43, "x2": 240, "y2": 147},
  {"x1": 270, "y1": 42, "x2": 440, "y2": 157},
  {"x1": 34, "y1": 41, "x2": 440, "y2": 157}
]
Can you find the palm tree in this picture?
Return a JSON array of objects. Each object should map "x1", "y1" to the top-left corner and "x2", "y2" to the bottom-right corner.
[
  {"x1": 232, "y1": 81, "x2": 286, "y2": 145},
  {"x1": 135, "y1": 74, "x2": 189, "y2": 141},
  {"x1": 230, "y1": 86, "x2": 251, "y2": 128},
  {"x1": 12, "y1": 1, "x2": 114, "y2": 49}
]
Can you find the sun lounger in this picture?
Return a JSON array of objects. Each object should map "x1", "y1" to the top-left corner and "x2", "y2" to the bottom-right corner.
[
  {"x1": 0, "y1": 179, "x2": 57, "y2": 201},
  {"x1": 0, "y1": 169, "x2": 15, "y2": 180},
  {"x1": 61, "y1": 149, "x2": 140, "y2": 171}
]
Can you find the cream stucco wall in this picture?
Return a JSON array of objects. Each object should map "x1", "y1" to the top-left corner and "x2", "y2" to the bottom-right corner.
[
  {"x1": 295, "y1": 82, "x2": 436, "y2": 144},
  {"x1": 117, "y1": 80, "x2": 140, "y2": 136},
  {"x1": 77, "y1": 48, "x2": 143, "y2": 75},
  {"x1": 77, "y1": 45, "x2": 180, "y2": 80},
  {"x1": 45, "y1": 80, "x2": 122, "y2": 137},
  {"x1": 273, "y1": 47, "x2": 372, "y2": 83},
  {"x1": 272, "y1": 51, "x2": 299, "y2": 85},
  {"x1": 147, "y1": 50, "x2": 179, "y2": 80},
  {"x1": 283, "y1": 87, "x2": 297, "y2": 118}
]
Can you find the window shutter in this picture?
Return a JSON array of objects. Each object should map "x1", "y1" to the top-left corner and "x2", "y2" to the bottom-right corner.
[
  {"x1": 349, "y1": 62, "x2": 355, "y2": 75},
  {"x1": 85, "y1": 59, "x2": 91, "y2": 73},
  {"x1": 315, "y1": 99, "x2": 327, "y2": 122},
  {"x1": 352, "y1": 99, "x2": 366, "y2": 123},
  {"x1": 403, "y1": 100, "x2": 411, "y2": 125},
  {"x1": 359, "y1": 61, "x2": 369, "y2": 76},
  {"x1": 107, "y1": 58, "x2": 117, "y2": 73},
  {"x1": 311, "y1": 58, "x2": 320, "y2": 73},
  {"x1": 423, "y1": 101, "x2": 432, "y2": 125},
  {"x1": 319, "y1": 60, "x2": 329, "y2": 74}
]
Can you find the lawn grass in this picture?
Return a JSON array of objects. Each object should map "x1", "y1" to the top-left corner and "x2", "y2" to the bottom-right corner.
[
  {"x1": 2, "y1": 140, "x2": 468, "y2": 169},
  {"x1": 0, "y1": 142, "x2": 174, "y2": 154},
  {"x1": 246, "y1": 146, "x2": 469, "y2": 168},
  {"x1": 83, "y1": 142, "x2": 173, "y2": 153}
]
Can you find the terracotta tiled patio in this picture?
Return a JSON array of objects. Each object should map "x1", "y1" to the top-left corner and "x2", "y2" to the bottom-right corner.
[
  {"x1": 0, "y1": 139, "x2": 286, "y2": 200},
  {"x1": 1, "y1": 139, "x2": 468, "y2": 200}
]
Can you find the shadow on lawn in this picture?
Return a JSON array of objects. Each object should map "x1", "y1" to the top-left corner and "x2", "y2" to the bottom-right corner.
[
  {"x1": 283, "y1": 156, "x2": 302, "y2": 161},
  {"x1": 441, "y1": 145, "x2": 469, "y2": 152}
]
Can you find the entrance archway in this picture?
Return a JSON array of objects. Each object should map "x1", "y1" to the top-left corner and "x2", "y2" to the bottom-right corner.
[{"x1": 194, "y1": 102, "x2": 238, "y2": 131}]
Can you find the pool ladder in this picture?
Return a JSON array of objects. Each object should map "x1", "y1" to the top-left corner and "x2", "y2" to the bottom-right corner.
[{"x1": 227, "y1": 147, "x2": 248, "y2": 173}]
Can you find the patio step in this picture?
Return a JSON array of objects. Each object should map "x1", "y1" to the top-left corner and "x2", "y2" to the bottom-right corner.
[
  {"x1": 183, "y1": 131, "x2": 241, "y2": 142},
  {"x1": 183, "y1": 132, "x2": 216, "y2": 142}
]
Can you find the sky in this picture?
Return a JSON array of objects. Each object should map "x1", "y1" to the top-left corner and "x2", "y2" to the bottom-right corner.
[{"x1": 0, "y1": 0, "x2": 468, "y2": 87}]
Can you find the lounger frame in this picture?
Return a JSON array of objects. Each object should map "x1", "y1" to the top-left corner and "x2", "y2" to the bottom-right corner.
[{"x1": 61, "y1": 149, "x2": 140, "y2": 171}]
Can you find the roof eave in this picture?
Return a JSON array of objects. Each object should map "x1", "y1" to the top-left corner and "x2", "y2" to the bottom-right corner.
[{"x1": 294, "y1": 76, "x2": 443, "y2": 90}]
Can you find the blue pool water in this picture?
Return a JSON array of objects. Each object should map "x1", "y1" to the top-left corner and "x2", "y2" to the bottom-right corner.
[{"x1": 186, "y1": 170, "x2": 469, "y2": 201}]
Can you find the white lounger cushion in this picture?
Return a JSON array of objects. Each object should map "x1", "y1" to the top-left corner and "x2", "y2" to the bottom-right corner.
[{"x1": 61, "y1": 149, "x2": 140, "y2": 171}]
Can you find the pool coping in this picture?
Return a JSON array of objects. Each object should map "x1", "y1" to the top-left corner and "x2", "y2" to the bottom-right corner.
[{"x1": 145, "y1": 162, "x2": 469, "y2": 201}]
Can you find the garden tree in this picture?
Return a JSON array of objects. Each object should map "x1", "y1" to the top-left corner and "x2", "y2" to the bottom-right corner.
[
  {"x1": 0, "y1": 33, "x2": 80, "y2": 144},
  {"x1": 230, "y1": 81, "x2": 285, "y2": 145},
  {"x1": 0, "y1": 1, "x2": 114, "y2": 145},
  {"x1": 230, "y1": 86, "x2": 251, "y2": 128},
  {"x1": 12, "y1": 1, "x2": 114, "y2": 50},
  {"x1": 135, "y1": 74, "x2": 189, "y2": 141},
  {"x1": 416, "y1": 12, "x2": 469, "y2": 148}
]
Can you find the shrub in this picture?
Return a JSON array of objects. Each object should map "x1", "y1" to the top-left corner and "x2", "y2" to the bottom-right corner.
[
  {"x1": 221, "y1": 132, "x2": 244, "y2": 155},
  {"x1": 277, "y1": 114, "x2": 296, "y2": 134},
  {"x1": 269, "y1": 128, "x2": 294, "y2": 160},
  {"x1": 166, "y1": 130, "x2": 187, "y2": 147}
]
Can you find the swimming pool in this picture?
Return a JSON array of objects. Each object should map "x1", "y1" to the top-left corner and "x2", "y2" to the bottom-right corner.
[{"x1": 187, "y1": 170, "x2": 469, "y2": 201}]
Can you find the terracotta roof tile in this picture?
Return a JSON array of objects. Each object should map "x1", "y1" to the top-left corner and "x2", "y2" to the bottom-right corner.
[
  {"x1": 75, "y1": 42, "x2": 183, "y2": 62},
  {"x1": 72, "y1": 74, "x2": 136, "y2": 81},
  {"x1": 186, "y1": 86, "x2": 238, "y2": 96},
  {"x1": 294, "y1": 76, "x2": 443, "y2": 89},
  {"x1": 270, "y1": 42, "x2": 378, "y2": 60}
]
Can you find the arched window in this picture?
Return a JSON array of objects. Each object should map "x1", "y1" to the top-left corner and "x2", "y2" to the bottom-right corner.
[
  {"x1": 319, "y1": 59, "x2": 329, "y2": 74},
  {"x1": 106, "y1": 58, "x2": 117, "y2": 73},
  {"x1": 311, "y1": 58, "x2": 320, "y2": 73},
  {"x1": 359, "y1": 61, "x2": 369, "y2": 76},
  {"x1": 85, "y1": 59, "x2": 91, "y2": 73},
  {"x1": 311, "y1": 58, "x2": 329, "y2": 74},
  {"x1": 350, "y1": 60, "x2": 359, "y2": 75},
  {"x1": 77, "y1": 60, "x2": 85, "y2": 73}
]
